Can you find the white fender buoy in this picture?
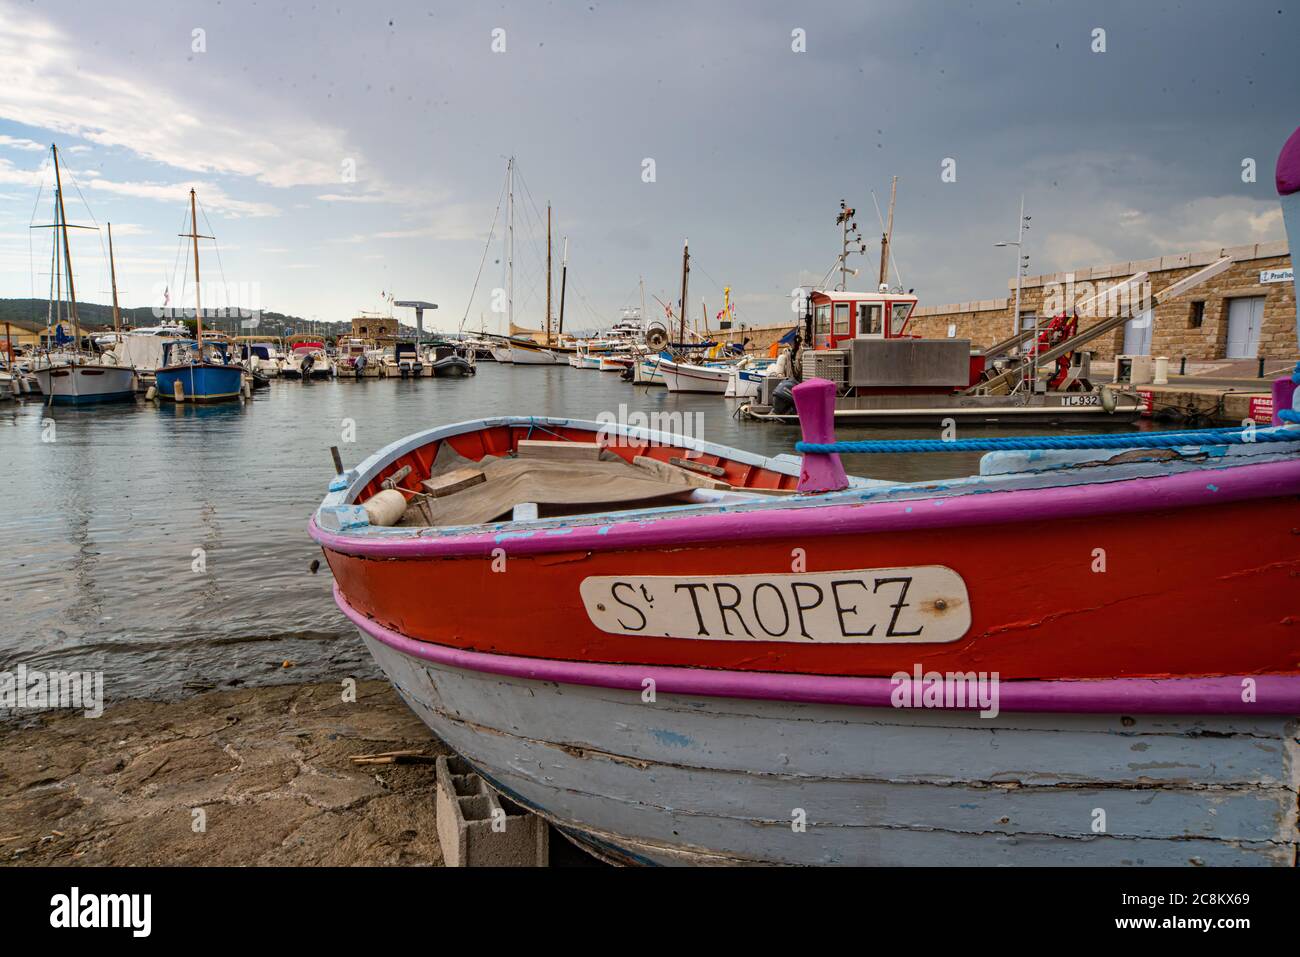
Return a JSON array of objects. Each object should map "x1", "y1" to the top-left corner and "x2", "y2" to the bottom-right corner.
[
  {"x1": 361, "y1": 488, "x2": 407, "y2": 527},
  {"x1": 1100, "y1": 385, "x2": 1117, "y2": 414},
  {"x1": 146, "y1": 385, "x2": 157, "y2": 400},
  {"x1": 173, "y1": 379, "x2": 185, "y2": 402}
]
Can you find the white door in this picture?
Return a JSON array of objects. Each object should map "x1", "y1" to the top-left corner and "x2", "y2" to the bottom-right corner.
[
  {"x1": 1123, "y1": 309, "x2": 1153, "y2": 356},
  {"x1": 1225, "y1": 296, "x2": 1264, "y2": 358}
]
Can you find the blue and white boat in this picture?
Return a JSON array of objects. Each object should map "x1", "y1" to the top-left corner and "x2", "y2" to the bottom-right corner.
[
  {"x1": 154, "y1": 340, "x2": 243, "y2": 403},
  {"x1": 154, "y1": 189, "x2": 244, "y2": 403}
]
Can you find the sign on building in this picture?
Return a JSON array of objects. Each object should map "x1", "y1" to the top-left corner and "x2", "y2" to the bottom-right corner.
[{"x1": 1260, "y1": 268, "x2": 1293, "y2": 284}]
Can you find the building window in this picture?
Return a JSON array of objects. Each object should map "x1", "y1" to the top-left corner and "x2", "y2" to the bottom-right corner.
[{"x1": 1189, "y1": 301, "x2": 1204, "y2": 329}]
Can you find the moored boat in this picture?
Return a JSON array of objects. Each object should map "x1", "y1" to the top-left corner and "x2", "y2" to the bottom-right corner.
[
  {"x1": 154, "y1": 190, "x2": 245, "y2": 403},
  {"x1": 659, "y1": 356, "x2": 732, "y2": 393},
  {"x1": 29, "y1": 146, "x2": 138, "y2": 406}
]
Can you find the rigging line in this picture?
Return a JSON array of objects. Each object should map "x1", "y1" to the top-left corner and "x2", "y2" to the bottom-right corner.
[
  {"x1": 512, "y1": 165, "x2": 553, "y2": 283},
  {"x1": 168, "y1": 203, "x2": 192, "y2": 311},
  {"x1": 567, "y1": 273, "x2": 606, "y2": 324},
  {"x1": 61, "y1": 160, "x2": 112, "y2": 301},
  {"x1": 197, "y1": 197, "x2": 233, "y2": 321},
  {"x1": 460, "y1": 168, "x2": 508, "y2": 333}
]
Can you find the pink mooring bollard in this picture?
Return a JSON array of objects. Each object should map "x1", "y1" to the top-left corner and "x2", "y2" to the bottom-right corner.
[
  {"x1": 1272, "y1": 375, "x2": 1297, "y2": 427},
  {"x1": 793, "y1": 378, "x2": 849, "y2": 493}
]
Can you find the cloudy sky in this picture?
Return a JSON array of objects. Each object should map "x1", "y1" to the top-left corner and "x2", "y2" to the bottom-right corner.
[{"x1": 0, "y1": 0, "x2": 1292, "y2": 333}]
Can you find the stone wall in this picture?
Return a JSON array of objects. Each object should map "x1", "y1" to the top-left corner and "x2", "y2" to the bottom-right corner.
[{"x1": 907, "y1": 241, "x2": 1295, "y2": 360}]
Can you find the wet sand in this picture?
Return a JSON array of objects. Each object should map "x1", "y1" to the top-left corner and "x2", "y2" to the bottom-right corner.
[{"x1": 0, "y1": 681, "x2": 451, "y2": 866}]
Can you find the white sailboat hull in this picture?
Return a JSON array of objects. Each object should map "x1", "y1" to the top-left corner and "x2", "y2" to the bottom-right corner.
[
  {"x1": 661, "y1": 359, "x2": 730, "y2": 394},
  {"x1": 509, "y1": 343, "x2": 562, "y2": 365},
  {"x1": 32, "y1": 363, "x2": 137, "y2": 404}
]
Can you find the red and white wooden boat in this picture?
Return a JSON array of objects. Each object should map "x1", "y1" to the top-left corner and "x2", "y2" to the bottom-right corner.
[{"x1": 309, "y1": 132, "x2": 1300, "y2": 866}]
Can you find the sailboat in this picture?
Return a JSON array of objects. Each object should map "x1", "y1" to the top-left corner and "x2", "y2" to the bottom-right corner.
[
  {"x1": 153, "y1": 190, "x2": 244, "y2": 403},
  {"x1": 495, "y1": 159, "x2": 573, "y2": 365},
  {"x1": 30, "y1": 145, "x2": 137, "y2": 405}
]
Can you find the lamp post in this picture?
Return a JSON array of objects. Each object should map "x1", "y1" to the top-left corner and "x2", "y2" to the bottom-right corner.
[{"x1": 995, "y1": 195, "x2": 1032, "y2": 389}]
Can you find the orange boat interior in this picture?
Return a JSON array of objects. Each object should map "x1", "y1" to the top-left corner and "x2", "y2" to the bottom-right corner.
[{"x1": 354, "y1": 422, "x2": 801, "y2": 528}]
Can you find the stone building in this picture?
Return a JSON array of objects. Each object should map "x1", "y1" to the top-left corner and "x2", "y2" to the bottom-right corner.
[
  {"x1": 350, "y1": 315, "x2": 398, "y2": 341},
  {"x1": 908, "y1": 241, "x2": 1294, "y2": 361}
]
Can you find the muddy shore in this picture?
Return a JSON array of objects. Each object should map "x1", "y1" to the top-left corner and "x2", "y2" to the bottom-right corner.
[{"x1": 0, "y1": 680, "x2": 466, "y2": 866}]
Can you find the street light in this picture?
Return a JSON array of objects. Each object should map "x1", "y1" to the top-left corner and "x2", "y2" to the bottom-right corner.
[{"x1": 995, "y1": 195, "x2": 1033, "y2": 390}]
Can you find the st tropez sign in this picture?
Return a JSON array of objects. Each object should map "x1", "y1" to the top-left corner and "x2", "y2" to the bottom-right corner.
[{"x1": 1260, "y1": 268, "x2": 1293, "y2": 284}]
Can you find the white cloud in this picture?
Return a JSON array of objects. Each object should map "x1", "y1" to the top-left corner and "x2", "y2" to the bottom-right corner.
[
  {"x1": 84, "y1": 176, "x2": 278, "y2": 218},
  {"x1": 0, "y1": 156, "x2": 44, "y2": 187},
  {"x1": 317, "y1": 192, "x2": 397, "y2": 204},
  {"x1": 0, "y1": 2, "x2": 363, "y2": 191},
  {"x1": 0, "y1": 134, "x2": 44, "y2": 151}
]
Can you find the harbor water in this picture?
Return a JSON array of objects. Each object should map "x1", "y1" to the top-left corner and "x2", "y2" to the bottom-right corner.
[{"x1": 0, "y1": 364, "x2": 1165, "y2": 701}]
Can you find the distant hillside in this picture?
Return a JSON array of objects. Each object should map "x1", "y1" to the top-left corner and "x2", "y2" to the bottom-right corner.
[{"x1": 0, "y1": 298, "x2": 342, "y2": 337}]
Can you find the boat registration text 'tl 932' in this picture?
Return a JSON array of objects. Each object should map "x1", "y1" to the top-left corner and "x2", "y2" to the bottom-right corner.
[{"x1": 579, "y1": 567, "x2": 970, "y2": 644}]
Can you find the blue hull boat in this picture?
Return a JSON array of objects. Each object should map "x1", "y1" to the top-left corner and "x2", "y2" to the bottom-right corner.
[{"x1": 155, "y1": 362, "x2": 243, "y2": 403}]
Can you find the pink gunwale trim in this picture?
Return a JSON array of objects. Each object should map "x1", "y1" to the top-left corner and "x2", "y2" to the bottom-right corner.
[
  {"x1": 310, "y1": 454, "x2": 1300, "y2": 560},
  {"x1": 336, "y1": 585, "x2": 1300, "y2": 715}
]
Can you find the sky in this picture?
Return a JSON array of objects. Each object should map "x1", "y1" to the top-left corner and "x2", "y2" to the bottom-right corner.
[{"x1": 0, "y1": 0, "x2": 1293, "y2": 334}]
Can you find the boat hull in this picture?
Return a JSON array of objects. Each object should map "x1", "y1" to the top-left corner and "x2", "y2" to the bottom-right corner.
[
  {"x1": 634, "y1": 358, "x2": 665, "y2": 385},
  {"x1": 508, "y1": 343, "x2": 561, "y2": 365},
  {"x1": 352, "y1": 612, "x2": 1299, "y2": 866},
  {"x1": 430, "y1": 356, "x2": 473, "y2": 377},
  {"x1": 33, "y1": 364, "x2": 136, "y2": 405},
  {"x1": 662, "y1": 359, "x2": 731, "y2": 393},
  {"x1": 320, "y1": 459, "x2": 1300, "y2": 682},
  {"x1": 154, "y1": 362, "x2": 243, "y2": 402}
]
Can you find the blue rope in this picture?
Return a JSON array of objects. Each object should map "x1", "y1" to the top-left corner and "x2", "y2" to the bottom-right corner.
[
  {"x1": 796, "y1": 426, "x2": 1300, "y2": 455},
  {"x1": 1282, "y1": 361, "x2": 1300, "y2": 424}
]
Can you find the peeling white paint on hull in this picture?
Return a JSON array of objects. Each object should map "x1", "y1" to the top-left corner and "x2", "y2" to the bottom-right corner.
[{"x1": 362, "y1": 634, "x2": 1300, "y2": 866}]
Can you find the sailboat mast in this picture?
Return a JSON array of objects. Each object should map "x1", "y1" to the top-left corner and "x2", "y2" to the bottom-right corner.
[
  {"x1": 506, "y1": 158, "x2": 514, "y2": 337},
  {"x1": 879, "y1": 175, "x2": 897, "y2": 289},
  {"x1": 678, "y1": 239, "x2": 690, "y2": 345},
  {"x1": 51, "y1": 146, "x2": 80, "y2": 354},
  {"x1": 639, "y1": 276, "x2": 646, "y2": 328},
  {"x1": 558, "y1": 237, "x2": 568, "y2": 338},
  {"x1": 190, "y1": 189, "x2": 203, "y2": 347},
  {"x1": 50, "y1": 189, "x2": 59, "y2": 329},
  {"x1": 108, "y1": 222, "x2": 121, "y2": 339},
  {"x1": 546, "y1": 203, "x2": 552, "y2": 345}
]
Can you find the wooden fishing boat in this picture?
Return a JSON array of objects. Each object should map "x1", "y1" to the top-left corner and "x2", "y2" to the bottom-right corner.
[
  {"x1": 314, "y1": 391, "x2": 1300, "y2": 864},
  {"x1": 311, "y1": 133, "x2": 1300, "y2": 866}
]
